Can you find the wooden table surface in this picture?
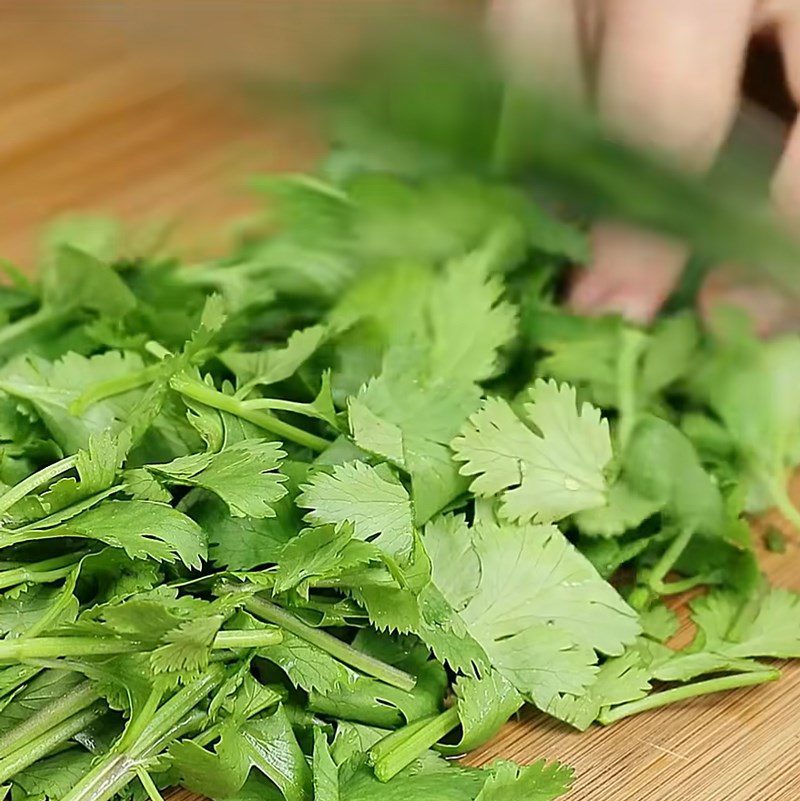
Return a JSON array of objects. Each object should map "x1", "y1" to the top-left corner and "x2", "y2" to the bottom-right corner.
[{"x1": 3, "y1": 7, "x2": 800, "y2": 800}]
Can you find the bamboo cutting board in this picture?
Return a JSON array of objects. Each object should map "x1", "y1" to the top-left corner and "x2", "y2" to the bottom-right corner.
[{"x1": 2, "y1": 9, "x2": 800, "y2": 800}]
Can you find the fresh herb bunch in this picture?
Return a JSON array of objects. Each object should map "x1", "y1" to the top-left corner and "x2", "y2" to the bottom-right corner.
[{"x1": 0, "y1": 163, "x2": 797, "y2": 801}]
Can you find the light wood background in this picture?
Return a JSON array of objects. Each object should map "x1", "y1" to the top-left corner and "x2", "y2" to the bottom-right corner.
[{"x1": 2, "y1": 6, "x2": 799, "y2": 800}]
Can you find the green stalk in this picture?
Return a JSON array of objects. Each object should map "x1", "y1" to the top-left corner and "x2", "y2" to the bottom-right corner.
[
  {"x1": 170, "y1": 374, "x2": 330, "y2": 452},
  {"x1": 214, "y1": 628, "x2": 283, "y2": 650},
  {"x1": 0, "y1": 665, "x2": 42, "y2": 698},
  {"x1": 0, "y1": 702, "x2": 105, "y2": 784},
  {"x1": 0, "y1": 637, "x2": 141, "y2": 661},
  {"x1": 0, "y1": 455, "x2": 78, "y2": 519},
  {"x1": 368, "y1": 707, "x2": 460, "y2": 782},
  {"x1": 0, "y1": 680, "x2": 100, "y2": 759},
  {"x1": 0, "y1": 628, "x2": 282, "y2": 663},
  {"x1": 70, "y1": 365, "x2": 161, "y2": 416},
  {"x1": 616, "y1": 329, "x2": 647, "y2": 453},
  {"x1": 62, "y1": 666, "x2": 225, "y2": 801},
  {"x1": 653, "y1": 572, "x2": 718, "y2": 596},
  {"x1": 114, "y1": 687, "x2": 164, "y2": 755},
  {"x1": 245, "y1": 596, "x2": 416, "y2": 692},
  {"x1": 0, "y1": 307, "x2": 72, "y2": 354},
  {"x1": 767, "y1": 478, "x2": 800, "y2": 534},
  {"x1": 136, "y1": 767, "x2": 166, "y2": 801},
  {"x1": 598, "y1": 669, "x2": 780, "y2": 725},
  {"x1": 647, "y1": 525, "x2": 694, "y2": 594},
  {"x1": 0, "y1": 553, "x2": 83, "y2": 591}
]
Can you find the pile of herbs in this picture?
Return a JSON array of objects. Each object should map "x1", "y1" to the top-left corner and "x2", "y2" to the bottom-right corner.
[{"x1": 0, "y1": 168, "x2": 796, "y2": 801}]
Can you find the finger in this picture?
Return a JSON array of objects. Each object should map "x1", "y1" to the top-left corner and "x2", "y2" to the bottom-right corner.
[
  {"x1": 487, "y1": 0, "x2": 587, "y2": 102},
  {"x1": 571, "y1": 223, "x2": 688, "y2": 322},
  {"x1": 771, "y1": 6, "x2": 800, "y2": 222},
  {"x1": 701, "y1": 4, "x2": 800, "y2": 336},
  {"x1": 599, "y1": 0, "x2": 757, "y2": 168},
  {"x1": 571, "y1": 0, "x2": 757, "y2": 322}
]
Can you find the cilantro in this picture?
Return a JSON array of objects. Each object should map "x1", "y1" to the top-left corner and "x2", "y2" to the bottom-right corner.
[
  {"x1": 148, "y1": 439, "x2": 288, "y2": 519},
  {"x1": 0, "y1": 63, "x2": 796, "y2": 801},
  {"x1": 452, "y1": 380, "x2": 612, "y2": 524},
  {"x1": 763, "y1": 526, "x2": 787, "y2": 554},
  {"x1": 298, "y1": 462, "x2": 414, "y2": 556}
]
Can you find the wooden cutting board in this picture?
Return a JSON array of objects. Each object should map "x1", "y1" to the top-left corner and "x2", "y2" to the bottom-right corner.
[{"x1": 2, "y1": 10, "x2": 799, "y2": 799}]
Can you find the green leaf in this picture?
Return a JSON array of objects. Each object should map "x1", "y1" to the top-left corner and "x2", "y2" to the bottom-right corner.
[
  {"x1": 309, "y1": 659, "x2": 446, "y2": 729},
  {"x1": 0, "y1": 583, "x2": 78, "y2": 637},
  {"x1": 221, "y1": 324, "x2": 328, "y2": 387},
  {"x1": 298, "y1": 462, "x2": 414, "y2": 556},
  {"x1": 426, "y1": 230, "x2": 518, "y2": 384},
  {"x1": 442, "y1": 671, "x2": 522, "y2": 755},
  {"x1": 475, "y1": 759, "x2": 573, "y2": 801},
  {"x1": 274, "y1": 524, "x2": 386, "y2": 596},
  {"x1": 150, "y1": 615, "x2": 225, "y2": 674},
  {"x1": 42, "y1": 245, "x2": 136, "y2": 318},
  {"x1": 313, "y1": 729, "x2": 340, "y2": 801},
  {"x1": 0, "y1": 350, "x2": 148, "y2": 453},
  {"x1": 545, "y1": 648, "x2": 652, "y2": 730},
  {"x1": 411, "y1": 513, "x2": 639, "y2": 709},
  {"x1": 39, "y1": 431, "x2": 120, "y2": 514},
  {"x1": 339, "y1": 759, "x2": 485, "y2": 801},
  {"x1": 236, "y1": 706, "x2": 313, "y2": 801},
  {"x1": 258, "y1": 631, "x2": 356, "y2": 695},
  {"x1": 623, "y1": 416, "x2": 723, "y2": 535},
  {"x1": 452, "y1": 380, "x2": 612, "y2": 524},
  {"x1": 200, "y1": 497, "x2": 298, "y2": 571},
  {"x1": 149, "y1": 439, "x2": 288, "y2": 519},
  {"x1": 49, "y1": 499, "x2": 206, "y2": 568},
  {"x1": 690, "y1": 332, "x2": 800, "y2": 518},
  {"x1": 573, "y1": 480, "x2": 661, "y2": 538},
  {"x1": 0, "y1": 669, "x2": 84, "y2": 736},
  {"x1": 691, "y1": 587, "x2": 800, "y2": 659},
  {"x1": 12, "y1": 747, "x2": 96, "y2": 800},
  {"x1": 349, "y1": 346, "x2": 479, "y2": 524},
  {"x1": 171, "y1": 737, "x2": 250, "y2": 800}
]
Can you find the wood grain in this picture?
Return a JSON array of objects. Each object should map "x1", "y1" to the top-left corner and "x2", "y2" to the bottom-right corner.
[{"x1": 2, "y1": 8, "x2": 799, "y2": 800}]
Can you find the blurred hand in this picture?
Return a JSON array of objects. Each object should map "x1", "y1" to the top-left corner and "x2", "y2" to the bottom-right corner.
[{"x1": 490, "y1": 0, "x2": 800, "y2": 334}]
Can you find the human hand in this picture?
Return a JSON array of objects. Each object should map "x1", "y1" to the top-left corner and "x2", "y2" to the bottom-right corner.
[{"x1": 490, "y1": 0, "x2": 800, "y2": 334}]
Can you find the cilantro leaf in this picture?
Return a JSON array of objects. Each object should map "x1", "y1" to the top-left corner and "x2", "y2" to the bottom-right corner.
[
  {"x1": 349, "y1": 346, "x2": 480, "y2": 524},
  {"x1": 274, "y1": 523, "x2": 386, "y2": 596},
  {"x1": 221, "y1": 324, "x2": 328, "y2": 388},
  {"x1": 298, "y1": 461, "x2": 414, "y2": 556},
  {"x1": 691, "y1": 587, "x2": 800, "y2": 659},
  {"x1": 40, "y1": 500, "x2": 206, "y2": 568},
  {"x1": 475, "y1": 759, "x2": 574, "y2": 801},
  {"x1": 149, "y1": 439, "x2": 288, "y2": 519},
  {"x1": 452, "y1": 380, "x2": 612, "y2": 524}
]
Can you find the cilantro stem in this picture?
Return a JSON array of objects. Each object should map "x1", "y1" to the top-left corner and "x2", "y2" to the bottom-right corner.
[
  {"x1": 63, "y1": 666, "x2": 225, "y2": 801},
  {"x1": 70, "y1": 365, "x2": 161, "y2": 416},
  {"x1": 0, "y1": 307, "x2": 71, "y2": 355},
  {"x1": 0, "y1": 701, "x2": 106, "y2": 784},
  {"x1": 0, "y1": 552, "x2": 83, "y2": 591},
  {"x1": 136, "y1": 768, "x2": 166, "y2": 801},
  {"x1": 653, "y1": 573, "x2": 716, "y2": 596},
  {"x1": 0, "y1": 680, "x2": 100, "y2": 759},
  {"x1": 616, "y1": 329, "x2": 647, "y2": 453},
  {"x1": 648, "y1": 525, "x2": 693, "y2": 595},
  {"x1": 115, "y1": 687, "x2": 164, "y2": 755},
  {"x1": 368, "y1": 707, "x2": 460, "y2": 782},
  {"x1": 767, "y1": 478, "x2": 800, "y2": 535},
  {"x1": 0, "y1": 637, "x2": 141, "y2": 661},
  {"x1": 170, "y1": 375, "x2": 330, "y2": 452},
  {"x1": 598, "y1": 669, "x2": 780, "y2": 725},
  {"x1": 0, "y1": 629, "x2": 283, "y2": 662},
  {"x1": 214, "y1": 628, "x2": 283, "y2": 649},
  {"x1": 245, "y1": 595, "x2": 416, "y2": 691},
  {"x1": 0, "y1": 454, "x2": 78, "y2": 519}
]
